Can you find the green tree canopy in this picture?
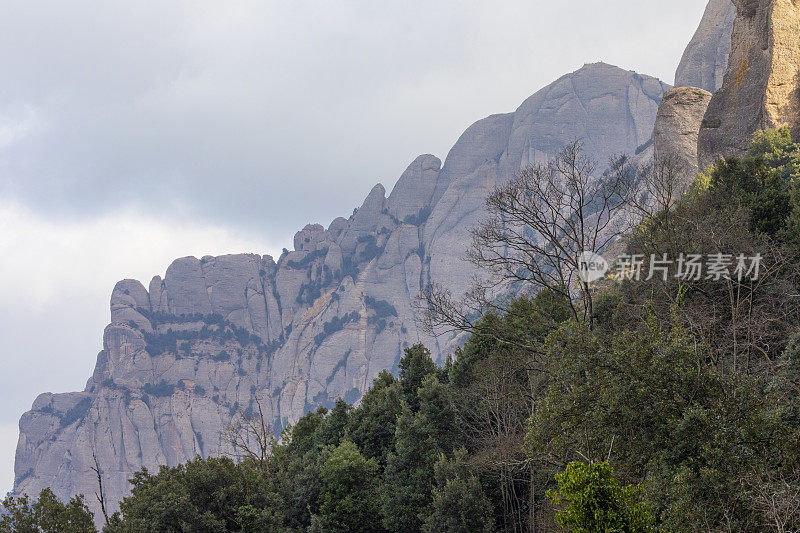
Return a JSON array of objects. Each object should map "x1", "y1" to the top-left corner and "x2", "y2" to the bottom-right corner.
[
  {"x1": 398, "y1": 344, "x2": 438, "y2": 411},
  {"x1": 317, "y1": 440, "x2": 381, "y2": 532},
  {"x1": 546, "y1": 461, "x2": 655, "y2": 533},
  {"x1": 105, "y1": 456, "x2": 285, "y2": 532},
  {"x1": 423, "y1": 449, "x2": 494, "y2": 533},
  {"x1": 1, "y1": 488, "x2": 96, "y2": 533}
]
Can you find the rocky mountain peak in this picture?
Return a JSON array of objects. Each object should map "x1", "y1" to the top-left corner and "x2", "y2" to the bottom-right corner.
[
  {"x1": 21, "y1": 7, "x2": 762, "y2": 520},
  {"x1": 294, "y1": 224, "x2": 326, "y2": 252},
  {"x1": 386, "y1": 154, "x2": 441, "y2": 223}
]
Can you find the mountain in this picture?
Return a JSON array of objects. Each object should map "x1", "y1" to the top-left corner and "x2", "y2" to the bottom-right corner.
[
  {"x1": 12, "y1": 0, "x2": 754, "y2": 517},
  {"x1": 675, "y1": 0, "x2": 736, "y2": 93},
  {"x1": 11, "y1": 62, "x2": 668, "y2": 516},
  {"x1": 698, "y1": 0, "x2": 800, "y2": 165}
]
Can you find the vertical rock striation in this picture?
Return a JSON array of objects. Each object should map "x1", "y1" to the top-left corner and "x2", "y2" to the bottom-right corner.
[
  {"x1": 698, "y1": 0, "x2": 800, "y2": 166},
  {"x1": 675, "y1": 0, "x2": 737, "y2": 93}
]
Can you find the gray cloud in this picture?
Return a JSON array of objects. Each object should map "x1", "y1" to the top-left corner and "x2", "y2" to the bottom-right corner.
[{"x1": 0, "y1": 1, "x2": 706, "y2": 236}]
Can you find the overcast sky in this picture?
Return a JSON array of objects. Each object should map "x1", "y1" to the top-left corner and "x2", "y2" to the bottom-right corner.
[{"x1": 0, "y1": 0, "x2": 711, "y2": 495}]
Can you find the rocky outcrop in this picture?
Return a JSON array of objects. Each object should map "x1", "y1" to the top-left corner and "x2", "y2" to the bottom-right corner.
[
  {"x1": 675, "y1": 0, "x2": 736, "y2": 92},
  {"x1": 698, "y1": 0, "x2": 800, "y2": 166},
  {"x1": 424, "y1": 63, "x2": 669, "y2": 328},
  {"x1": 387, "y1": 155, "x2": 442, "y2": 223},
  {"x1": 13, "y1": 62, "x2": 670, "y2": 519},
  {"x1": 654, "y1": 87, "x2": 713, "y2": 178}
]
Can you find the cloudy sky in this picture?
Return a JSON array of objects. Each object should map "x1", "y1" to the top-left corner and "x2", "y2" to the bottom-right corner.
[{"x1": 0, "y1": 0, "x2": 710, "y2": 494}]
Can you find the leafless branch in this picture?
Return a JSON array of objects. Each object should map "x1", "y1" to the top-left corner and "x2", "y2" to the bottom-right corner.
[
  {"x1": 90, "y1": 450, "x2": 109, "y2": 526},
  {"x1": 420, "y1": 141, "x2": 638, "y2": 336}
]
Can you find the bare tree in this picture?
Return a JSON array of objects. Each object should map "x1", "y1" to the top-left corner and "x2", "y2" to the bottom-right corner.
[
  {"x1": 452, "y1": 345, "x2": 532, "y2": 532},
  {"x1": 221, "y1": 397, "x2": 274, "y2": 470},
  {"x1": 626, "y1": 155, "x2": 800, "y2": 374},
  {"x1": 421, "y1": 141, "x2": 636, "y2": 334},
  {"x1": 90, "y1": 450, "x2": 109, "y2": 526},
  {"x1": 630, "y1": 153, "x2": 695, "y2": 221},
  {"x1": 751, "y1": 470, "x2": 800, "y2": 533}
]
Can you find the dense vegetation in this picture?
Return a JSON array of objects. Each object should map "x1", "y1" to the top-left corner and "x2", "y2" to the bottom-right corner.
[
  {"x1": 1, "y1": 490, "x2": 95, "y2": 533},
  {"x1": 6, "y1": 130, "x2": 800, "y2": 531}
]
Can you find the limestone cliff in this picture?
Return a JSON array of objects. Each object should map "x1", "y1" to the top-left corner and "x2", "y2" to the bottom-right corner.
[
  {"x1": 13, "y1": 62, "x2": 669, "y2": 517},
  {"x1": 675, "y1": 0, "x2": 736, "y2": 93},
  {"x1": 698, "y1": 0, "x2": 800, "y2": 166}
]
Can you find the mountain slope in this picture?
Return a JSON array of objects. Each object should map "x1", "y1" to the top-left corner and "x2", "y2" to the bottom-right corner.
[{"x1": 12, "y1": 62, "x2": 669, "y2": 516}]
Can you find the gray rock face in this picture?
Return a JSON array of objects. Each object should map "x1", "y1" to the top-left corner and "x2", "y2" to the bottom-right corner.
[
  {"x1": 675, "y1": 0, "x2": 736, "y2": 93},
  {"x1": 698, "y1": 0, "x2": 800, "y2": 166},
  {"x1": 110, "y1": 280, "x2": 152, "y2": 332},
  {"x1": 654, "y1": 87, "x2": 713, "y2": 179},
  {"x1": 500, "y1": 63, "x2": 667, "y2": 171},
  {"x1": 387, "y1": 155, "x2": 441, "y2": 223},
  {"x1": 13, "y1": 62, "x2": 670, "y2": 521},
  {"x1": 294, "y1": 224, "x2": 326, "y2": 252},
  {"x1": 424, "y1": 63, "x2": 669, "y2": 323}
]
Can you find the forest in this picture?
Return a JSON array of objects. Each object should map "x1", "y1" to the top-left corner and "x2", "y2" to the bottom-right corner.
[{"x1": 5, "y1": 129, "x2": 800, "y2": 532}]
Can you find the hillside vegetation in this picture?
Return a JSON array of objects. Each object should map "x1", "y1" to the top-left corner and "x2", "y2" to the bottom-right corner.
[{"x1": 6, "y1": 130, "x2": 800, "y2": 532}]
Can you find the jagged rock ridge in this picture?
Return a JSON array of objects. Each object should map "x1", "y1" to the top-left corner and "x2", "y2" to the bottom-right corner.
[{"x1": 13, "y1": 63, "x2": 668, "y2": 516}]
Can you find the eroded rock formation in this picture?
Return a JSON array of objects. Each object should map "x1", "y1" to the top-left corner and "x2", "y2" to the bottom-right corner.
[
  {"x1": 12, "y1": 62, "x2": 669, "y2": 517},
  {"x1": 698, "y1": 0, "x2": 800, "y2": 166},
  {"x1": 675, "y1": 0, "x2": 736, "y2": 93},
  {"x1": 654, "y1": 87, "x2": 713, "y2": 179}
]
